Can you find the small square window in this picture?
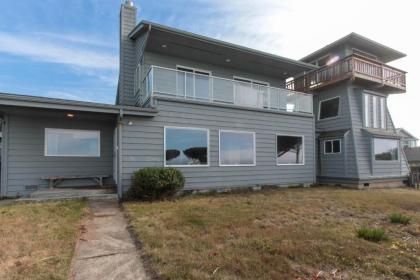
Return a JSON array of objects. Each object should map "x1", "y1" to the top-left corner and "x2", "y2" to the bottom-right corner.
[{"x1": 324, "y1": 139, "x2": 341, "y2": 154}]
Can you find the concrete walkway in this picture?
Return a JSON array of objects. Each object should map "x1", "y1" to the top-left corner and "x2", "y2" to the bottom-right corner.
[{"x1": 70, "y1": 199, "x2": 148, "y2": 280}]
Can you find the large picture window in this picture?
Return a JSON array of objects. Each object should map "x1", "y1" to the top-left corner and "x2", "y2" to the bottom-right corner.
[
  {"x1": 45, "y1": 128, "x2": 100, "y2": 157},
  {"x1": 277, "y1": 135, "x2": 304, "y2": 165},
  {"x1": 164, "y1": 127, "x2": 209, "y2": 166},
  {"x1": 324, "y1": 139, "x2": 341, "y2": 154},
  {"x1": 219, "y1": 130, "x2": 255, "y2": 166},
  {"x1": 319, "y1": 97, "x2": 339, "y2": 120},
  {"x1": 374, "y1": 138, "x2": 399, "y2": 161}
]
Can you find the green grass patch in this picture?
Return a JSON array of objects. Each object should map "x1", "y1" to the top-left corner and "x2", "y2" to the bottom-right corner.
[
  {"x1": 357, "y1": 227, "x2": 388, "y2": 242},
  {"x1": 389, "y1": 213, "x2": 411, "y2": 225}
]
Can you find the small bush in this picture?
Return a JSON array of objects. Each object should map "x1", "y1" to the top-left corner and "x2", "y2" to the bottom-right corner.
[
  {"x1": 389, "y1": 213, "x2": 411, "y2": 225},
  {"x1": 357, "y1": 227, "x2": 388, "y2": 242},
  {"x1": 129, "y1": 167, "x2": 185, "y2": 200}
]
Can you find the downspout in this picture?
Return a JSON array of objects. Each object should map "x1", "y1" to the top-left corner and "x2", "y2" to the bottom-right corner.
[
  {"x1": 117, "y1": 109, "x2": 124, "y2": 199},
  {"x1": 0, "y1": 116, "x2": 8, "y2": 198}
]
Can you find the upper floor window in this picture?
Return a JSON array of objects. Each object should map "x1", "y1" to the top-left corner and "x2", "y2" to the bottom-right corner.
[
  {"x1": 319, "y1": 97, "x2": 339, "y2": 120},
  {"x1": 233, "y1": 76, "x2": 270, "y2": 108},
  {"x1": 176, "y1": 66, "x2": 211, "y2": 100},
  {"x1": 364, "y1": 93, "x2": 386, "y2": 129}
]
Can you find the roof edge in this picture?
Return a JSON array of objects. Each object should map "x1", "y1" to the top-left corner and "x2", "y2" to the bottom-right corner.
[
  {"x1": 129, "y1": 20, "x2": 318, "y2": 71},
  {"x1": 0, "y1": 92, "x2": 157, "y2": 117},
  {"x1": 300, "y1": 32, "x2": 406, "y2": 63}
]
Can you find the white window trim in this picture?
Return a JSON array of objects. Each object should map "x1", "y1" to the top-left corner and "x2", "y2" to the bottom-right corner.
[
  {"x1": 373, "y1": 138, "x2": 400, "y2": 162},
  {"x1": 380, "y1": 97, "x2": 386, "y2": 129},
  {"x1": 163, "y1": 126, "x2": 210, "y2": 167},
  {"x1": 176, "y1": 65, "x2": 212, "y2": 75},
  {"x1": 44, "y1": 128, "x2": 101, "y2": 157},
  {"x1": 233, "y1": 76, "x2": 270, "y2": 86},
  {"x1": 318, "y1": 96, "x2": 340, "y2": 121},
  {"x1": 276, "y1": 134, "x2": 305, "y2": 166},
  {"x1": 219, "y1": 130, "x2": 256, "y2": 167},
  {"x1": 364, "y1": 94, "x2": 370, "y2": 127},
  {"x1": 372, "y1": 95, "x2": 378, "y2": 128},
  {"x1": 323, "y1": 139, "x2": 341, "y2": 155}
]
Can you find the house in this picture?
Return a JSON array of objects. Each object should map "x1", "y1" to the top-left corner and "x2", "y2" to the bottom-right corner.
[
  {"x1": 396, "y1": 128, "x2": 418, "y2": 148},
  {"x1": 0, "y1": 1, "x2": 410, "y2": 198}
]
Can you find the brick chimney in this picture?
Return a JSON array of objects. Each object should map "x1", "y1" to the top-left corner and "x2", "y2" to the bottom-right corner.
[{"x1": 117, "y1": 0, "x2": 137, "y2": 105}]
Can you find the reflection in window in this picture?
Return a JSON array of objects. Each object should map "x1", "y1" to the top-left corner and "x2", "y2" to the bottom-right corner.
[
  {"x1": 165, "y1": 127, "x2": 209, "y2": 166},
  {"x1": 374, "y1": 138, "x2": 399, "y2": 161},
  {"x1": 45, "y1": 128, "x2": 100, "y2": 157},
  {"x1": 277, "y1": 135, "x2": 304, "y2": 165},
  {"x1": 319, "y1": 97, "x2": 339, "y2": 120},
  {"x1": 219, "y1": 131, "x2": 255, "y2": 166}
]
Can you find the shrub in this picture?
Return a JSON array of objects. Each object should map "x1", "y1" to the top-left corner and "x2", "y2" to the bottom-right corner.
[
  {"x1": 389, "y1": 213, "x2": 411, "y2": 225},
  {"x1": 129, "y1": 167, "x2": 185, "y2": 200},
  {"x1": 357, "y1": 227, "x2": 388, "y2": 242}
]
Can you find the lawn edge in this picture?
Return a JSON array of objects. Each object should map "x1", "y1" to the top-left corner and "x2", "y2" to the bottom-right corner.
[{"x1": 121, "y1": 203, "x2": 166, "y2": 280}]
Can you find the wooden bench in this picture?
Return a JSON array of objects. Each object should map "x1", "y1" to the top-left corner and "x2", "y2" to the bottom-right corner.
[{"x1": 41, "y1": 175, "x2": 111, "y2": 189}]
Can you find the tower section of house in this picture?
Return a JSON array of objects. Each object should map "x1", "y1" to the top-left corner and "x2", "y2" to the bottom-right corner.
[
  {"x1": 115, "y1": 1, "x2": 318, "y2": 194},
  {"x1": 288, "y1": 33, "x2": 409, "y2": 187}
]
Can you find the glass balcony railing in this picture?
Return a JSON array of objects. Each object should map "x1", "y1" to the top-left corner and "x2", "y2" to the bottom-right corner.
[{"x1": 138, "y1": 66, "x2": 313, "y2": 114}]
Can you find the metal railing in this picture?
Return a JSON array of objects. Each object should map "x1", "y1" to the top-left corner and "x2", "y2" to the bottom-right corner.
[
  {"x1": 137, "y1": 66, "x2": 313, "y2": 114},
  {"x1": 286, "y1": 54, "x2": 406, "y2": 92}
]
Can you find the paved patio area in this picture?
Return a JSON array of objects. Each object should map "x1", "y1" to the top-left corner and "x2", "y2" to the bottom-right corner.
[{"x1": 70, "y1": 199, "x2": 148, "y2": 280}]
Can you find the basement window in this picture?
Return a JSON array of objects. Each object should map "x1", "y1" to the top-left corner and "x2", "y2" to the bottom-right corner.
[{"x1": 319, "y1": 97, "x2": 339, "y2": 120}]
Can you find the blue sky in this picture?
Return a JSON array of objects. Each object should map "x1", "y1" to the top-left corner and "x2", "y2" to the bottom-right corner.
[{"x1": 0, "y1": 0, "x2": 419, "y2": 137}]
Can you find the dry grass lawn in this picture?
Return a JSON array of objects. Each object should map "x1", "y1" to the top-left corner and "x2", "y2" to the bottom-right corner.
[
  {"x1": 124, "y1": 187, "x2": 420, "y2": 280},
  {"x1": 0, "y1": 200, "x2": 87, "y2": 280}
]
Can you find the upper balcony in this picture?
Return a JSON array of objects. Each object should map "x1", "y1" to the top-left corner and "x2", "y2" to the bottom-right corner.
[
  {"x1": 286, "y1": 54, "x2": 406, "y2": 93},
  {"x1": 137, "y1": 66, "x2": 313, "y2": 115}
]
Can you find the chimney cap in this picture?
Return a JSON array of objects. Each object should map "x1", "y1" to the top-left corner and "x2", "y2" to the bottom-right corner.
[{"x1": 125, "y1": 0, "x2": 134, "y2": 6}]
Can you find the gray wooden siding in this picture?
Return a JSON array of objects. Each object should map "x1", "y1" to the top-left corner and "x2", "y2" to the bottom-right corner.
[
  {"x1": 319, "y1": 137, "x2": 345, "y2": 177},
  {"x1": 314, "y1": 82, "x2": 358, "y2": 178},
  {"x1": 5, "y1": 112, "x2": 114, "y2": 197},
  {"x1": 142, "y1": 51, "x2": 286, "y2": 89},
  {"x1": 314, "y1": 83, "x2": 352, "y2": 131},
  {"x1": 121, "y1": 99, "x2": 315, "y2": 192},
  {"x1": 351, "y1": 88, "x2": 408, "y2": 179}
]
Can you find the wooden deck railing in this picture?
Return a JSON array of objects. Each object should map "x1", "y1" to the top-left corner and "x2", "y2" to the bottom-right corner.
[{"x1": 286, "y1": 54, "x2": 406, "y2": 92}]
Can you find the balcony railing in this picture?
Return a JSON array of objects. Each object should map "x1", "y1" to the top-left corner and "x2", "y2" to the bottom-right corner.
[
  {"x1": 138, "y1": 66, "x2": 313, "y2": 114},
  {"x1": 285, "y1": 54, "x2": 406, "y2": 93}
]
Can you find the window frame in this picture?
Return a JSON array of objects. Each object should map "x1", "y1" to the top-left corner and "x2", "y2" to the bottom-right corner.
[
  {"x1": 44, "y1": 128, "x2": 101, "y2": 157},
  {"x1": 276, "y1": 134, "x2": 305, "y2": 166},
  {"x1": 233, "y1": 76, "x2": 270, "y2": 87},
  {"x1": 373, "y1": 137, "x2": 400, "y2": 162},
  {"x1": 163, "y1": 126, "x2": 210, "y2": 167},
  {"x1": 176, "y1": 65, "x2": 212, "y2": 76},
  {"x1": 364, "y1": 94, "x2": 370, "y2": 127},
  {"x1": 318, "y1": 96, "x2": 340, "y2": 121},
  {"x1": 219, "y1": 130, "x2": 256, "y2": 167},
  {"x1": 323, "y1": 139, "x2": 341, "y2": 155}
]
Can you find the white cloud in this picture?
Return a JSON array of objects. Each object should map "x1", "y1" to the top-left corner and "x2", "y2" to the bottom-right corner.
[
  {"x1": 180, "y1": 0, "x2": 420, "y2": 138},
  {"x1": 33, "y1": 32, "x2": 114, "y2": 48},
  {"x1": 0, "y1": 32, "x2": 117, "y2": 70}
]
